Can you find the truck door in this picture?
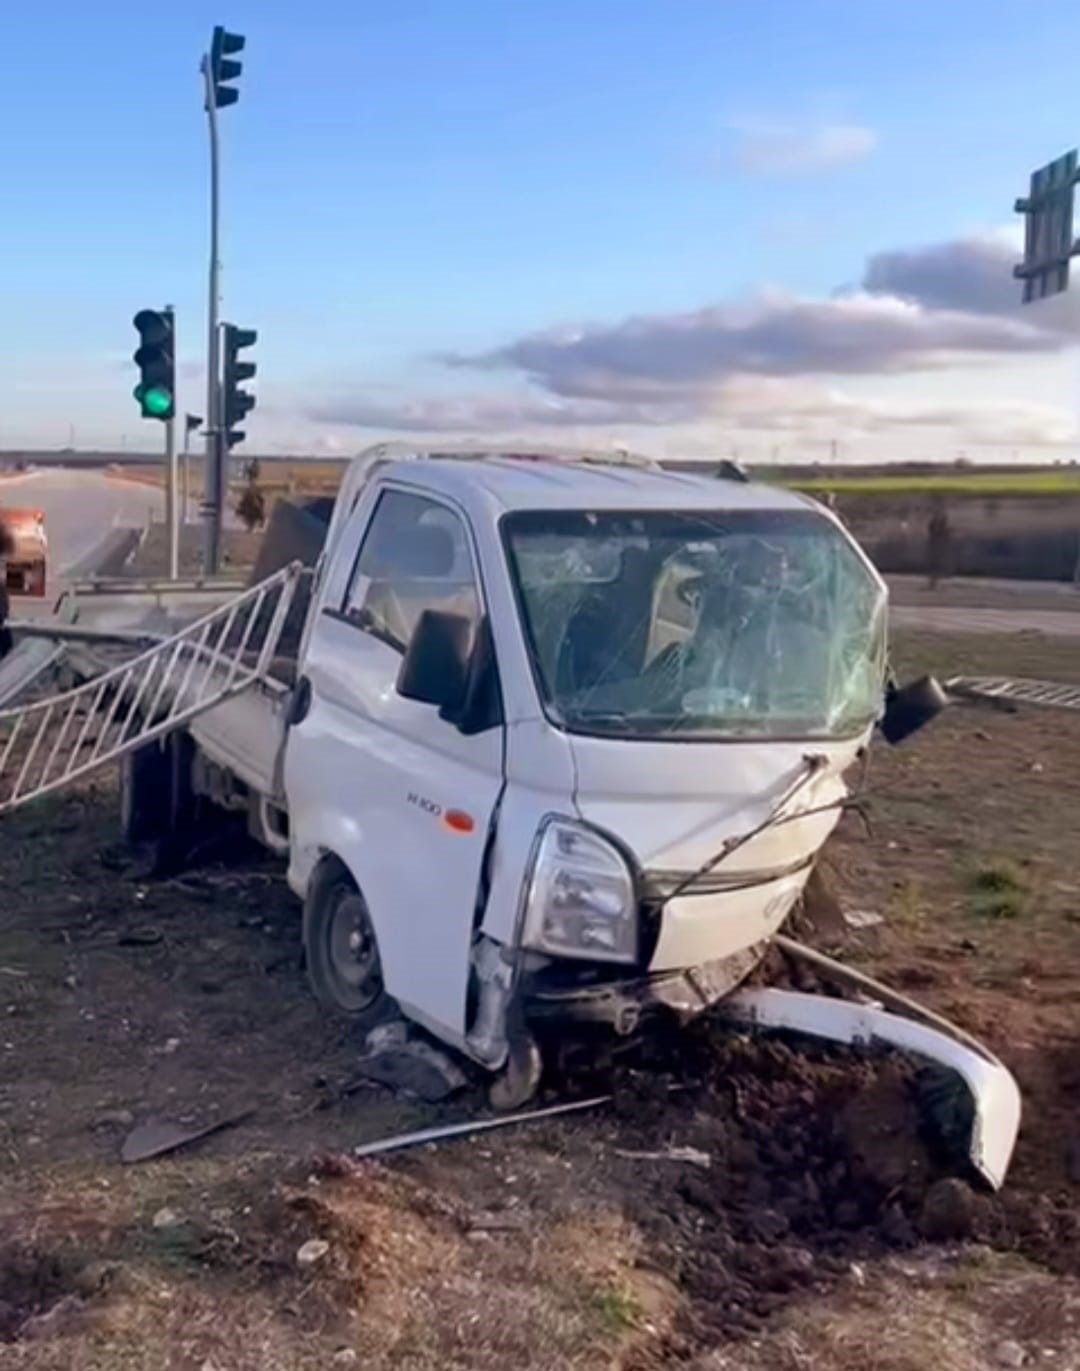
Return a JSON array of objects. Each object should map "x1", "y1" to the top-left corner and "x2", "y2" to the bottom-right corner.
[{"x1": 285, "y1": 486, "x2": 504, "y2": 1047}]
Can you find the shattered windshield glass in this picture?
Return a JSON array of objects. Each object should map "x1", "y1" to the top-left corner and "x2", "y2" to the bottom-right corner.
[{"x1": 503, "y1": 508, "x2": 886, "y2": 740}]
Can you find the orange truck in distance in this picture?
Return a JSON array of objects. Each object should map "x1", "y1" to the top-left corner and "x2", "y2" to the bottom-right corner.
[{"x1": 0, "y1": 508, "x2": 48, "y2": 598}]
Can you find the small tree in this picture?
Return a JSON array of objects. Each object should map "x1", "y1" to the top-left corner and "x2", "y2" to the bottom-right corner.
[{"x1": 235, "y1": 472, "x2": 267, "y2": 532}]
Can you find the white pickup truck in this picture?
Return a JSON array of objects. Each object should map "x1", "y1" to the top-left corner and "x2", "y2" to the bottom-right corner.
[{"x1": 10, "y1": 446, "x2": 1019, "y2": 1184}]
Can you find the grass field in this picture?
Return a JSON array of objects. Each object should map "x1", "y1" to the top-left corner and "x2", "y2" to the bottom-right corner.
[{"x1": 790, "y1": 470, "x2": 1080, "y2": 496}]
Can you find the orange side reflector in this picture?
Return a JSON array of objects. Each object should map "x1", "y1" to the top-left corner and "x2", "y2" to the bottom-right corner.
[{"x1": 444, "y1": 810, "x2": 476, "y2": 835}]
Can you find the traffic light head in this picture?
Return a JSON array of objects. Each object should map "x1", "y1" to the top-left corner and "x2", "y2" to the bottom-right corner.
[
  {"x1": 132, "y1": 308, "x2": 175, "y2": 421},
  {"x1": 210, "y1": 27, "x2": 245, "y2": 109},
  {"x1": 222, "y1": 323, "x2": 257, "y2": 449}
]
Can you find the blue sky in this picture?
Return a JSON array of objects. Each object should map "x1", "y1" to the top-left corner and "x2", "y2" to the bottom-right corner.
[{"x1": 4, "y1": 0, "x2": 1080, "y2": 458}]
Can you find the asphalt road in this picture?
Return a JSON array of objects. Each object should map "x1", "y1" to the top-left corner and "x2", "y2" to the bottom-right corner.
[
  {"x1": 891, "y1": 603, "x2": 1080, "y2": 638},
  {"x1": 3, "y1": 468, "x2": 1078, "y2": 642},
  {"x1": 0, "y1": 468, "x2": 173, "y2": 577}
]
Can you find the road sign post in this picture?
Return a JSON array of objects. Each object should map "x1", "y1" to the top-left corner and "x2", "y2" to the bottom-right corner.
[{"x1": 1014, "y1": 151, "x2": 1080, "y2": 583}]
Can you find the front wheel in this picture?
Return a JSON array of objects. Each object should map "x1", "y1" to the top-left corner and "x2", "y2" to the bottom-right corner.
[
  {"x1": 303, "y1": 863, "x2": 393, "y2": 1025},
  {"x1": 488, "y1": 1033, "x2": 543, "y2": 1111}
]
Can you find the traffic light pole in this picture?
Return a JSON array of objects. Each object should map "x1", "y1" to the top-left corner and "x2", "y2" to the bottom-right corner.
[
  {"x1": 182, "y1": 421, "x2": 192, "y2": 522},
  {"x1": 201, "y1": 53, "x2": 224, "y2": 574},
  {"x1": 165, "y1": 410, "x2": 178, "y2": 579},
  {"x1": 163, "y1": 300, "x2": 178, "y2": 580}
]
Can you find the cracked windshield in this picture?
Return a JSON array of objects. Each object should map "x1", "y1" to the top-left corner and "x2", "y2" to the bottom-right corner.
[{"x1": 506, "y1": 508, "x2": 885, "y2": 738}]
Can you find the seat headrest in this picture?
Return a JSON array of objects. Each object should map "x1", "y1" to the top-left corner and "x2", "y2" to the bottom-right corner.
[{"x1": 393, "y1": 524, "x2": 456, "y2": 578}]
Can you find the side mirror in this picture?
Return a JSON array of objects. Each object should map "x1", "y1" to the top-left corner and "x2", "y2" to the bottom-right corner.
[
  {"x1": 880, "y1": 674, "x2": 949, "y2": 745},
  {"x1": 396, "y1": 610, "x2": 471, "y2": 714}
]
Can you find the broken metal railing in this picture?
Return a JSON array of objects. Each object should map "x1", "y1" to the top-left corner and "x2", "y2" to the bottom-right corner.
[
  {"x1": 0, "y1": 562, "x2": 306, "y2": 816},
  {"x1": 947, "y1": 676, "x2": 1080, "y2": 712}
]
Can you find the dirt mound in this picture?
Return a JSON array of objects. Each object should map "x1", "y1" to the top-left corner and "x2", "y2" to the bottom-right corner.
[
  {"x1": 541, "y1": 1019, "x2": 1078, "y2": 1347},
  {"x1": 595, "y1": 1035, "x2": 935, "y2": 1339}
]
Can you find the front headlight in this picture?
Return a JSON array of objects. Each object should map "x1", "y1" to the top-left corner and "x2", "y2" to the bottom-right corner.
[{"x1": 522, "y1": 819, "x2": 637, "y2": 963}]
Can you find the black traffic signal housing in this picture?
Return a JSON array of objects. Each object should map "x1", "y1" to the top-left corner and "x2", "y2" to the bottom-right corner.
[
  {"x1": 222, "y1": 324, "x2": 257, "y2": 449},
  {"x1": 210, "y1": 27, "x2": 245, "y2": 108},
  {"x1": 132, "y1": 309, "x2": 175, "y2": 421}
]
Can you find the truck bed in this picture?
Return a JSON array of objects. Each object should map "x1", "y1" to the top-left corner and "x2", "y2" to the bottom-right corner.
[
  {"x1": 60, "y1": 575, "x2": 301, "y2": 804},
  {"x1": 187, "y1": 669, "x2": 292, "y2": 800}
]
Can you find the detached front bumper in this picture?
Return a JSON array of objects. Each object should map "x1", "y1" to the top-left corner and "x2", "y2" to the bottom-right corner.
[
  {"x1": 522, "y1": 931, "x2": 1021, "y2": 1191},
  {"x1": 723, "y1": 936, "x2": 1021, "y2": 1190}
]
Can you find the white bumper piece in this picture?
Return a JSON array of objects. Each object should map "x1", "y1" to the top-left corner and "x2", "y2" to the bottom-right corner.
[{"x1": 724, "y1": 948, "x2": 1021, "y2": 1190}]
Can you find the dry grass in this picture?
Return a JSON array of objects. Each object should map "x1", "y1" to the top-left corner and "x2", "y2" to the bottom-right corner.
[
  {"x1": 791, "y1": 471, "x2": 1080, "y2": 496},
  {"x1": 1, "y1": 1154, "x2": 676, "y2": 1370},
  {"x1": 690, "y1": 1248, "x2": 1080, "y2": 1371},
  {"x1": 5, "y1": 626, "x2": 1080, "y2": 1368}
]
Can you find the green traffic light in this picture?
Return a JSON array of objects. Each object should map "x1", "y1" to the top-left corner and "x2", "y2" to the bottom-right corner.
[
  {"x1": 134, "y1": 383, "x2": 173, "y2": 419},
  {"x1": 142, "y1": 386, "x2": 173, "y2": 417}
]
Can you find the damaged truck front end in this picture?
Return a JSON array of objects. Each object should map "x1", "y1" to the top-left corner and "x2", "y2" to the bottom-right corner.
[{"x1": 465, "y1": 499, "x2": 1018, "y2": 1185}]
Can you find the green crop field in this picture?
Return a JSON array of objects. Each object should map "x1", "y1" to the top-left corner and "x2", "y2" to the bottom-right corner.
[{"x1": 788, "y1": 470, "x2": 1080, "y2": 497}]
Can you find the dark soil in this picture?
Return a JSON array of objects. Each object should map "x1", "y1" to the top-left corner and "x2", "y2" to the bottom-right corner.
[{"x1": 1, "y1": 627, "x2": 1079, "y2": 1366}]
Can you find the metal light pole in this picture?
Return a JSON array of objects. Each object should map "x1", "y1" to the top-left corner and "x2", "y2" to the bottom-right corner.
[
  {"x1": 162, "y1": 303, "x2": 179, "y2": 579},
  {"x1": 199, "y1": 26, "x2": 245, "y2": 574},
  {"x1": 201, "y1": 54, "x2": 223, "y2": 573}
]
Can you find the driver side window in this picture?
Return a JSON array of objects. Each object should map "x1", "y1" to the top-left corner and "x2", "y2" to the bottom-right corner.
[{"x1": 343, "y1": 491, "x2": 480, "y2": 655}]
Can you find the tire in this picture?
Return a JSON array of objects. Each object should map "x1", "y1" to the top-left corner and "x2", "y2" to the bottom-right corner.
[
  {"x1": 303, "y1": 861, "x2": 393, "y2": 1024},
  {"x1": 119, "y1": 741, "x2": 169, "y2": 846},
  {"x1": 119, "y1": 734, "x2": 198, "y2": 874},
  {"x1": 488, "y1": 1032, "x2": 543, "y2": 1112}
]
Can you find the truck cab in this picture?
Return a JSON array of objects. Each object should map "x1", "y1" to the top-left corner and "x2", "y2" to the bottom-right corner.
[{"x1": 283, "y1": 451, "x2": 887, "y2": 1089}]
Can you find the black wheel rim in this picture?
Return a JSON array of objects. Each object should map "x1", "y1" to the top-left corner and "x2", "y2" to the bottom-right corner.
[{"x1": 327, "y1": 890, "x2": 381, "y2": 1008}]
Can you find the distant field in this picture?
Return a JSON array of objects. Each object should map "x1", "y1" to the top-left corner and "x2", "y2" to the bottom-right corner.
[{"x1": 790, "y1": 470, "x2": 1080, "y2": 496}]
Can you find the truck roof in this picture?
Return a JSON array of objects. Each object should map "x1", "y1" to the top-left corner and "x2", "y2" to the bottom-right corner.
[{"x1": 370, "y1": 448, "x2": 812, "y2": 516}]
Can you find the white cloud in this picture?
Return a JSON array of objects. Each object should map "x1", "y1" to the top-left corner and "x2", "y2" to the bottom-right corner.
[
  {"x1": 306, "y1": 391, "x2": 697, "y2": 431},
  {"x1": 727, "y1": 120, "x2": 877, "y2": 176},
  {"x1": 303, "y1": 230, "x2": 1078, "y2": 454},
  {"x1": 861, "y1": 235, "x2": 1021, "y2": 316},
  {"x1": 443, "y1": 288, "x2": 1061, "y2": 407}
]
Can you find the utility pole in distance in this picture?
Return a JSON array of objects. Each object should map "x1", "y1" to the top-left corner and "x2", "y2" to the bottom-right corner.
[{"x1": 200, "y1": 24, "x2": 246, "y2": 574}]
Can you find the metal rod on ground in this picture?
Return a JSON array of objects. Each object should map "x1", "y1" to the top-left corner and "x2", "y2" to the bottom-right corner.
[
  {"x1": 351, "y1": 1094, "x2": 613, "y2": 1161},
  {"x1": 201, "y1": 53, "x2": 223, "y2": 576}
]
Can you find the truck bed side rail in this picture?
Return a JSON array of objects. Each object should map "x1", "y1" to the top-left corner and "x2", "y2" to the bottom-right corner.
[{"x1": 0, "y1": 562, "x2": 305, "y2": 817}]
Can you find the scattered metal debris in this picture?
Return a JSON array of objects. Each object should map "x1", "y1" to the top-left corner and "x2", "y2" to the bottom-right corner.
[
  {"x1": 613, "y1": 1145, "x2": 712, "y2": 1168},
  {"x1": 948, "y1": 676, "x2": 1080, "y2": 712},
  {"x1": 354, "y1": 1021, "x2": 468, "y2": 1102},
  {"x1": 296, "y1": 1238, "x2": 331, "y2": 1268},
  {"x1": 116, "y1": 926, "x2": 164, "y2": 947},
  {"x1": 120, "y1": 1109, "x2": 254, "y2": 1164},
  {"x1": 843, "y1": 908, "x2": 885, "y2": 929},
  {"x1": 352, "y1": 1094, "x2": 612, "y2": 1161}
]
